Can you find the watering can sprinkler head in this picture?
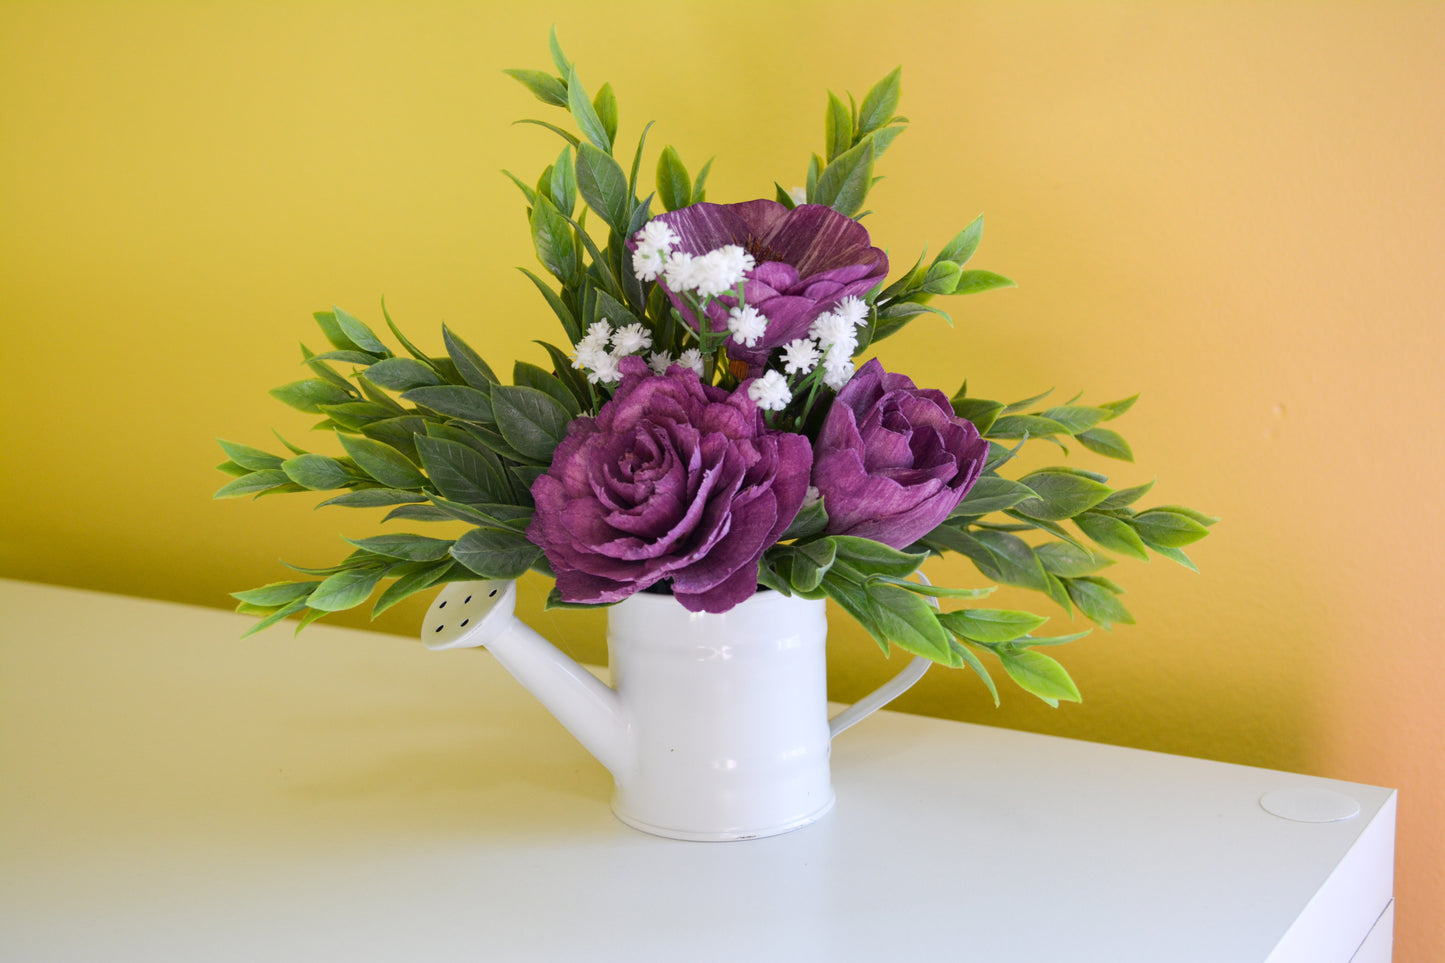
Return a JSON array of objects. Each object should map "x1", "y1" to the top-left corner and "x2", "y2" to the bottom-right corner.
[{"x1": 422, "y1": 579, "x2": 517, "y2": 651}]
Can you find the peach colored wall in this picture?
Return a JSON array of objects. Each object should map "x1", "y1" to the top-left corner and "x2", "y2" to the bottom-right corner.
[{"x1": 2, "y1": 2, "x2": 1441, "y2": 955}]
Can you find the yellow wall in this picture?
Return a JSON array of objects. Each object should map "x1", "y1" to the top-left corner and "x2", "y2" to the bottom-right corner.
[{"x1": 3, "y1": 1, "x2": 1441, "y2": 954}]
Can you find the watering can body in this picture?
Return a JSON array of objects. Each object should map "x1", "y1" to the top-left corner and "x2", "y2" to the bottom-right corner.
[{"x1": 424, "y1": 579, "x2": 926, "y2": 841}]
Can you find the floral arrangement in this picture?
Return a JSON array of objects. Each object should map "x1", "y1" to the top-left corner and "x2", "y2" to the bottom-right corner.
[{"x1": 216, "y1": 32, "x2": 1214, "y2": 707}]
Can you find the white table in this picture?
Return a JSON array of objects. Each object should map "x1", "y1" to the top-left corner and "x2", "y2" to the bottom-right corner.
[{"x1": 0, "y1": 579, "x2": 1394, "y2": 962}]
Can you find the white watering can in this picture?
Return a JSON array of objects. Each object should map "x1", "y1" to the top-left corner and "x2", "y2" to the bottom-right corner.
[{"x1": 423, "y1": 578, "x2": 929, "y2": 841}]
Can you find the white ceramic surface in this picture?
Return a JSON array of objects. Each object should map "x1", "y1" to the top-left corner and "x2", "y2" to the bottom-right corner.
[{"x1": 421, "y1": 580, "x2": 928, "y2": 840}]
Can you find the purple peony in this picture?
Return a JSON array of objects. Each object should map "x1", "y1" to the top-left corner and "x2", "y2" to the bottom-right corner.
[
  {"x1": 642, "y1": 200, "x2": 888, "y2": 367},
  {"x1": 528, "y1": 357, "x2": 813, "y2": 613},
  {"x1": 812, "y1": 358, "x2": 990, "y2": 549}
]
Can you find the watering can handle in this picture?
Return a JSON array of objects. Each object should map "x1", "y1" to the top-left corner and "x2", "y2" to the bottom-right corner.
[{"x1": 827, "y1": 571, "x2": 936, "y2": 738}]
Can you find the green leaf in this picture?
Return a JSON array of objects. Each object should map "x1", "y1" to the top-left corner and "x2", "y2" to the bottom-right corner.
[
  {"x1": 957, "y1": 529, "x2": 1052, "y2": 593},
  {"x1": 513, "y1": 361, "x2": 582, "y2": 418},
  {"x1": 921, "y1": 260, "x2": 962, "y2": 295},
  {"x1": 1035, "y1": 541, "x2": 1113, "y2": 577},
  {"x1": 813, "y1": 137, "x2": 875, "y2": 219},
  {"x1": 217, "y1": 439, "x2": 283, "y2": 472},
  {"x1": 1002, "y1": 388, "x2": 1055, "y2": 414},
  {"x1": 951, "y1": 475, "x2": 1037, "y2": 516},
  {"x1": 1038, "y1": 405, "x2": 1107, "y2": 435},
  {"x1": 593, "y1": 82, "x2": 618, "y2": 146},
  {"x1": 550, "y1": 144, "x2": 577, "y2": 216},
  {"x1": 450, "y1": 527, "x2": 542, "y2": 579},
  {"x1": 691, "y1": 156, "x2": 713, "y2": 205},
  {"x1": 950, "y1": 270, "x2": 1015, "y2": 296},
  {"x1": 864, "y1": 576, "x2": 996, "y2": 600},
  {"x1": 1099, "y1": 394, "x2": 1139, "y2": 420},
  {"x1": 565, "y1": 67, "x2": 611, "y2": 152},
  {"x1": 1150, "y1": 543, "x2": 1199, "y2": 572},
  {"x1": 336, "y1": 434, "x2": 428, "y2": 489},
  {"x1": 373, "y1": 559, "x2": 457, "y2": 617},
  {"x1": 831, "y1": 535, "x2": 928, "y2": 579},
  {"x1": 998, "y1": 649, "x2": 1081, "y2": 706},
  {"x1": 1151, "y1": 504, "x2": 1220, "y2": 526},
  {"x1": 951, "y1": 639, "x2": 1000, "y2": 706},
  {"x1": 514, "y1": 117, "x2": 581, "y2": 149},
  {"x1": 1075, "y1": 511, "x2": 1151, "y2": 561},
  {"x1": 359, "y1": 357, "x2": 440, "y2": 392},
  {"x1": 1097, "y1": 479, "x2": 1154, "y2": 511},
  {"x1": 401, "y1": 385, "x2": 495, "y2": 423},
  {"x1": 504, "y1": 68, "x2": 568, "y2": 106},
  {"x1": 547, "y1": 25, "x2": 571, "y2": 76},
  {"x1": 317, "y1": 401, "x2": 400, "y2": 431},
  {"x1": 825, "y1": 91, "x2": 853, "y2": 163},
  {"x1": 231, "y1": 581, "x2": 318, "y2": 607},
  {"x1": 516, "y1": 268, "x2": 580, "y2": 343},
  {"x1": 269, "y1": 378, "x2": 354, "y2": 414},
  {"x1": 987, "y1": 414, "x2": 1071, "y2": 440},
  {"x1": 317, "y1": 488, "x2": 427, "y2": 509},
  {"x1": 332, "y1": 306, "x2": 389, "y2": 356},
  {"x1": 214, "y1": 470, "x2": 294, "y2": 499},
  {"x1": 491, "y1": 384, "x2": 571, "y2": 463},
  {"x1": 1132, "y1": 509, "x2": 1212, "y2": 548},
  {"x1": 951, "y1": 396, "x2": 1005, "y2": 435},
  {"x1": 306, "y1": 564, "x2": 389, "y2": 612},
  {"x1": 936, "y1": 214, "x2": 984, "y2": 267},
  {"x1": 344, "y1": 533, "x2": 454, "y2": 562},
  {"x1": 862, "y1": 580, "x2": 954, "y2": 663},
  {"x1": 856, "y1": 66, "x2": 902, "y2": 136},
  {"x1": 656, "y1": 146, "x2": 692, "y2": 213},
  {"x1": 415, "y1": 435, "x2": 511, "y2": 504},
  {"x1": 1013, "y1": 469, "x2": 1113, "y2": 521},
  {"x1": 790, "y1": 538, "x2": 837, "y2": 593},
  {"x1": 780, "y1": 498, "x2": 828, "y2": 541},
  {"x1": 529, "y1": 195, "x2": 579, "y2": 282},
  {"x1": 1077, "y1": 428, "x2": 1135, "y2": 461},
  {"x1": 1065, "y1": 576, "x2": 1135, "y2": 628},
  {"x1": 238, "y1": 598, "x2": 309, "y2": 638},
  {"x1": 575, "y1": 142, "x2": 632, "y2": 238},
  {"x1": 937, "y1": 608, "x2": 1049, "y2": 644},
  {"x1": 281, "y1": 453, "x2": 353, "y2": 490}
]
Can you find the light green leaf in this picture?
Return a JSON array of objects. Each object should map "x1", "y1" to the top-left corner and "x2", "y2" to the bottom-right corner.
[
  {"x1": 937, "y1": 608, "x2": 1049, "y2": 644},
  {"x1": 1035, "y1": 541, "x2": 1113, "y2": 577},
  {"x1": 231, "y1": 581, "x2": 318, "y2": 607},
  {"x1": 831, "y1": 536, "x2": 928, "y2": 579},
  {"x1": 373, "y1": 560, "x2": 457, "y2": 617},
  {"x1": 863, "y1": 581, "x2": 955, "y2": 663},
  {"x1": 813, "y1": 137, "x2": 875, "y2": 219},
  {"x1": 998, "y1": 649, "x2": 1081, "y2": 706},
  {"x1": 332, "y1": 306, "x2": 389, "y2": 356},
  {"x1": 550, "y1": 144, "x2": 577, "y2": 216},
  {"x1": 217, "y1": 440, "x2": 283, "y2": 471},
  {"x1": 1077, "y1": 427, "x2": 1135, "y2": 461},
  {"x1": 856, "y1": 66, "x2": 902, "y2": 136},
  {"x1": 1014, "y1": 470, "x2": 1113, "y2": 521},
  {"x1": 936, "y1": 214, "x2": 984, "y2": 267},
  {"x1": 344, "y1": 533, "x2": 454, "y2": 562},
  {"x1": 1075, "y1": 511, "x2": 1151, "y2": 561},
  {"x1": 213, "y1": 470, "x2": 293, "y2": 499},
  {"x1": 986, "y1": 414, "x2": 1070, "y2": 440},
  {"x1": 951, "y1": 270, "x2": 1015, "y2": 296},
  {"x1": 1064, "y1": 576, "x2": 1135, "y2": 628},
  {"x1": 504, "y1": 68, "x2": 568, "y2": 107},
  {"x1": 306, "y1": 564, "x2": 388, "y2": 612},
  {"x1": 951, "y1": 475, "x2": 1037, "y2": 516},
  {"x1": 1133, "y1": 509, "x2": 1212, "y2": 548},
  {"x1": 565, "y1": 67, "x2": 611, "y2": 152},
  {"x1": 592, "y1": 82, "x2": 618, "y2": 146},
  {"x1": 825, "y1": 91, "x2": 853, "y2": 163},
  {"x1": 281, "y1": 453, "x2": 353, "y2": 491}
]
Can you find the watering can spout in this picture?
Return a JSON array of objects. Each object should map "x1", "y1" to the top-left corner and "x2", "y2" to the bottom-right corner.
[{"x1": 423, "y1": 580, "x2": 630, "y2": 778}]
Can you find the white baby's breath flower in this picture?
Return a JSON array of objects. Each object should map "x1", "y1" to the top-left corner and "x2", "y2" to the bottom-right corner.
[
  {"x1": 692, "y1": 245, "x2": 755, "y2": 298},
  {"x1": 663, "y1": 251, "x2": 700, "y2": 292},
  {"x1": 726, "y1": 304, "x2": 768, "y2": 348},
  {"x1": 802, "y1": 485, "x2": 822, "y2": 508},
  {"x1": 787, "y1": 186, "x2": 808, "y2": 206},
  {"x1": 579, "y1": 320, "x2": 613, "y2": 351},
  {"x1": 779, "y1": 338, "x2": 821, "y2": 375},
  {"x1": 646, "y1": 351, "x2": 675, "y2": 375},
  {"x1": 834, "y1": 296, "x2": 869, "y2": 328},
  {"x1": 808, "y1": 310, "x2": 854, "y2": 350},
  {"x1": 821, "y1": 354, "x2": 856, "y2": 390},
  {"x1": 676, "y1": 348, "x2": 705, "y2": 378},
  {"x1": 631, "y1": 219, "x2": 681, "y2": 282},
  {"x1": 571, "y1": 342, "x2": 608, "y2": 372},
  {"x1": 586, "y1": 353, "x2": 622, "y2": 384},
  {"x1": 610, "y1": 322, "x2": 653, "y2": 356},
  {"x1": 747, "y1": 370, "x2": 793, "y2": 411}
]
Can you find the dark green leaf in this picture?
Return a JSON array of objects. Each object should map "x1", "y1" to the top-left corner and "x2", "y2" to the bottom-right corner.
[
  {"x1": 813, "y1": 138, "x2": 875, "y2": 219},
  {"x1": 373, "y1": 560, "x2": 457, "y2": 617},
  {"x1": 269, "y1": 378, "x2": 354, "y2": 414},
  {"x1": 214, "y1": 469, "x2": 293, "y2": 499},
  {"x1": 218, "y1": 439, "x2": 283, "y2": 471},
  {"x1": 491, "y1": 384, "x2": 571, "y2": 462},
  {"x1": 856, "y1": 66, "x2": 902, "y2": 136},
  {"x1": 344, "y1": 533, "x2": 454, "y2": 562},
  {"x1": 513, "y1": 117, "x2": 581, "y2": 149},
  {"x1": 1002, "y1": 388, "x2": 1055, "y2": 414},
  {"x1": 656, "y1": 146, "x2": 691, "y2": 213},
  {"x1": 1065, "y1": 576, "x2": 1135, "y2": 628},
  {"x1": 593, "y1": 82, "x2": 618, "y2": 146},
  {"x1": 332, "y1": 306, "x2": 389, "y2": 356},
  {"x1": 831, "y1": 535, "x2": 927, "y2": 579},
  {"x1": 1013, "y1": 470, "x2": 1113, "y2": 521},
  {"x1": 951, "y1": 475, "x2": 1037, "y2": 516},
  {"x1": 1097, "y1": 479, "x2": 1154, "y2": 511},
  {"x1": 415, "y1": 435, "x2": 511, "y2": 505},
  {"x1": 529, "y1": 195, "x2": 579, "y2": 282},
  {"x1": 1038, "y1": 405, "x2": 1107, "y2": 435},
  {"x1": 307, "y1": 564, "x2": 388, "y2": 612},
  {"x1": 281, "y1": 453, "x2": 353, "y2": 490},
  {"x1": 336, "y1": 433, "x2": 428, "y2": 489},
  {"x1": 825, "y1": 91, "x2": 852, "y2": 163},
  {"x1": 402, "y1": 385, "x2": 495, "y2": 423},
  {"x1": 450, "y1": 527, "x2": 542, "y2": 579},
  {"x1": 987, "y1": 414, "x2": 1071, "y2": 440},
  {"x1": 360, "y1": 357, "x2": 443, "y2": 392},
  {"x1": 1035, "y1": 541, "x2": 1113, "y2": 577},
  {"x1": 780, "y1": 498, "x2": 828, "y2": 541},
  {"x1": 513, "y1": 361, "x2": 582, "y2": 418},
  {"x1": 317, "y1": 488, "x2": 427, "y2": 509},
  {"x1": 950, "y1": 396, "x2": 1005, "y2": 435},
  {"x1": 1075, "y1": 511, "x2": 1150, "y2": 561},
  {"x1": 316, "y1": 401, "x2": 400, "y2": 431},
  {"x1": 550, "y1": 144, "x2": 577, "y2": 215},
  {"x1": 516, "y1": 268, "x2": 580, "y2": 343},
  {"x1": 576, "y1": 142, "x2": 632, "y2": 238}
]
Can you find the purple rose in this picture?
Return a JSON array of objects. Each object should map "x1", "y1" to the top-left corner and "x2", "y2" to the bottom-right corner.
[
  {"x1": 642, "y1": 200, "x2": 888, "y2": 367},
  {"x1": 812, "y1": 358, "x2": 990, "y2": 549},
  {"x1": 528, "y1": 357, "x2": 813, "y2": 613}
]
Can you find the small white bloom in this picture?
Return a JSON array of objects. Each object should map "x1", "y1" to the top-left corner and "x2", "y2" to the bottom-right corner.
[
  {"x1": 632, "y1": 246, "x2": 668, "y2": 282},
  {"x1": 646, "y1": 351, "x2": 675, "y2": 375},
  {"x1": 802, "y1": 485, "x2": 822, "y2": 507},
  {"x1": 779, "y1": 338, "x2": 821, "y2": 375},
  {"x1": 610, "y1": 322, "x2": 653, "y2": 356},
  {"x1": 587, "y1": 353, "x2": 622, "y2": 384},
  {"x1": 663, "y1": 251, "x2": 699, "y2": 292},
  {"x1": 676, "y1": 348, "x2": 706, "y2": 378},
  {"x1": 631, "y1": 220, "x2": 681, "y2": 282},
  {"x1": 787, "y1": 186, "x2": 808, "y2": 206},
  {"x1": 747, "y1": 370, "x2": 793, "y2": 411},
  {"x1": 834, "y1": 296, "x2": 869, "y2": 328},
  {"x1": 726, "y1": 304, "x2": 768, "y2": 348},
  {"x1": 691, "y1": 244, "x2": 755, "y2": 298},
  {"x1": 571, "y1": 342, "x2": 608, "y2": 372},
  {"x1": 821, "y1": 354, "x2": 856, "y2": 390},
  {"x1": 579, "y1": 320, "x2": 613, "y2": 352},
  {"x1": 808, "y1": 310, "x2": 854, "y2": 350},
  {"x1": 637, "y1": 219, "x2": 680, "y2": 250}
]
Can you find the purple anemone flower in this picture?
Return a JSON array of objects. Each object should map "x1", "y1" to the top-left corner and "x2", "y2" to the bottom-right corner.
[
  {"x1": 640, "y1": 200, "x2": 888, "y2": 368},
  {"x1": 527, "y1": 357, "x2": 813, "y2": 613}
]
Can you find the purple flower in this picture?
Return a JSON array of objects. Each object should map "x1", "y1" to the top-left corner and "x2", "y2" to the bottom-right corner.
[
  {"x1": 641, "y1": 200, "x2": 888, "y2": 367},
  {"x1": 528, "y1": 357, "x2": 813, "y2": 613},
  {"x1": 812, "y1": 358, "x2": 990, "y2": 549}
]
